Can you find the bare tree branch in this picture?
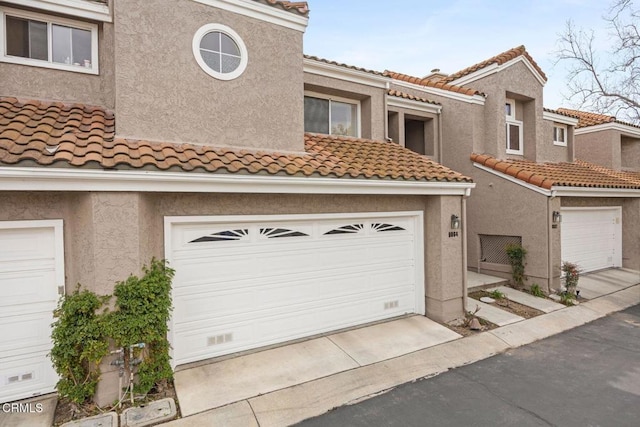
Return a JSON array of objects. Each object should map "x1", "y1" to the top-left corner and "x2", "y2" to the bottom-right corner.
[{"x1": 556, "y1": 0, "x2": 640, "y2": 123}]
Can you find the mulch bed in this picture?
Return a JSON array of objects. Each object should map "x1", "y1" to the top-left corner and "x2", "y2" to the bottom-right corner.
[{"x1": 468, "y1": 290, "x2": 545, "y2": 319}]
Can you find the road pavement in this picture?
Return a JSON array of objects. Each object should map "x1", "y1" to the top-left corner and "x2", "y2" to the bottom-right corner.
[{"x1": 296, "y1": 304, "x2": 640, "y2": 427}]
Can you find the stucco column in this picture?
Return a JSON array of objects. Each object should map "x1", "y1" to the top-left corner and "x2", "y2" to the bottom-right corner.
[{"x1": 424, "y1": 196, "x2": 464, "y2": 322}]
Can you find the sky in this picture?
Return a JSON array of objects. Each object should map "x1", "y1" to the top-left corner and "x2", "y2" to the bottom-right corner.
[{"x1": 302, "y1": 0, "x2": 619, "y2": 110}]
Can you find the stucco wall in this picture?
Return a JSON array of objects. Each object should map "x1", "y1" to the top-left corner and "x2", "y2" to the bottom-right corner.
[
  {"x1": 574, "y1": 129, "x2": 620, "y2": 169},
  {"x1": 621, "y1": 137, "x2": 640, "y2": 171},
  {"x1": 0, "y1": 3, "x2": 115, "y2": 108},
  {"x1": 560, "y1": 197, "x2": 640, "y2": 270},
  {"x1": 113, "y1": 0, "x2": 304, "y2": 151},
  {"x1": 538, "y1": 119, "x2": 573, "y2": 163},
  {"x1": 465, "y1": 168, "x2": 554, "y2": 290},
  {"x1": 304, "y1": 73, "x2": 386, "y2": 140}
]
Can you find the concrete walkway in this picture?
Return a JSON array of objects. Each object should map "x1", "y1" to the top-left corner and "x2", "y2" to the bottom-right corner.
[
  {"x1": 467, "y1": 270, "x2": 508, "y2": 290},
  {"x1": 488, "y1": 286, "x2": 565, "y2": 313},
  {"x1": 166, "y1": 282, "x2": 639, "y2": 426},
  {"x1": 466, "y1": 297, "x2": 524, "y2": 326}
]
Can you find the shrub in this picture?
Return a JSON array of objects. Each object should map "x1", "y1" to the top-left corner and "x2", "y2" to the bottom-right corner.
[
  {"x1": 561, "y1": 261, "x2": 580, "y2": 295},
  {"x1": 488, "y1": 289, "x2": 505, "y2": 300},
  {"x1": 505, "y1": 243, "x2": 527, "y2": 289}
]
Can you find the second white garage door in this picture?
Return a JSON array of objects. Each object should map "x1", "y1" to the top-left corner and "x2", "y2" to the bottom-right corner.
[
  {"x1": 166, "y1": 212, "x2": 424, "y2": 366},
  {"x1": 561, "y1": 207, "x2": 622, "y2": 273}
]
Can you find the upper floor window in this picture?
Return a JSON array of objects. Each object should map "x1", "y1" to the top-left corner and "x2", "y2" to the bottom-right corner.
[
  {"x1": 304, "y1": 92, "x2": 360, "y2": 137},
  {"x1": 0, "y1": 7, "x2": 98, "y2": 74},
  {"x1": 553, "y1": 124, "x2": 567, "y2": 146},
  {"x1": 192, "y1": 23, "x2": 248, "y2": 81},
  {"x1": 505, "y1": 98, "x2": 523, "y2": 155}
]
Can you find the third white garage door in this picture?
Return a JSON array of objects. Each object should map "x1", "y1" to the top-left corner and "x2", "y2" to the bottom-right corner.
[
  {"x1": 166, "y1": 212, "x2": 424, "y2": 366},
  {"x1": 561, "y1": 207, "x2": 622, "y2": 273}
]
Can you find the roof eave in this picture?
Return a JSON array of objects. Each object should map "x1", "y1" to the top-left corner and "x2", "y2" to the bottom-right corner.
[
  {"x1": 193, "y1": 0, "x2": 308, "y2": 32},
  {"x1": 391, "y1": 79, "x2": 485, "y2": 105},
  {"x1": 3, "y1": 0, "x2": 112, "y2": 22},
  {"x1": 543, "y1": 110, "x2": 579, "y2": 126},
  {"x1": 551, "y1": 186, "x2": 640, "y2": 197},
  {"x1": 574, "y1": 121, "x2": 640, "y2": 138},
  {"x1": 303, "y1": 57, "x2": 390, "y2": 88},
  {"x1": 448, "y1": 56, "x2": 547, "y2": 87},
  {"x1": 0, "y1": 166, "x2": 475, "y2": 196}
]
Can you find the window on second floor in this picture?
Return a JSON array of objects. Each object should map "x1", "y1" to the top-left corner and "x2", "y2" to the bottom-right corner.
[
  {"x1": 505, "y1": 98, "x2": 523, "y2": 155},
  {"x1": 304, "y1": 92, "x2": 360, "y2": 137},
  {"x1": 553, "y1": 124, "x2": 567, "y2": 146},
  {"x1": 1, "y1": 7, "x2": 99, "y2": 74}
]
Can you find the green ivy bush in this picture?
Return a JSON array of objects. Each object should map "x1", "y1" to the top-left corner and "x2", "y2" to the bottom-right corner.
[{"x1": 50, "y1": 259, "x2": 174, "y2": 404}]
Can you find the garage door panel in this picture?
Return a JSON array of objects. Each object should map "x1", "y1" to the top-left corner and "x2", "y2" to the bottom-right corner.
[
  {"x1": 173, "y1": 290, "x2": 417, "y2": 364},
  {"x1": 0, "y1": 269, "x2": 57, "y2": 308},
  {"x1": 561, "y1": 208, "x2": 621, "y2": 273},
  {"x1": 0, "y1": 228, "x2": 56, "y2": 262},
  {"x1": 169, "y1": 214, "x2": 423, "y2": 365},
  {"x1": 174, "y1": 266, "x2": 415, "y2": 324},
  {"x1": 0, "y1": 352, "x2": 57, "y2": 404},
  {"x1": 0, "y1": 311, "x2": 53, "y2": 358}
]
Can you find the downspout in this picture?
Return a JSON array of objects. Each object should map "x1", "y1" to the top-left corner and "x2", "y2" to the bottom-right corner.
[
  {"x1": 546, "y1": 193, "x2": 554, "y2": 293},
  {"x1": 462, "y1": 190, "x2": 469, "y2": 312},
  {"x1": 384, "y1": 81, "x2": 390, "y2": 141}
]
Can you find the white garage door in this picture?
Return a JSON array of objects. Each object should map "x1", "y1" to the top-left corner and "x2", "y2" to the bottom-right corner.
[
  {"x1": 561, "y1": 207, "x2": 622, "y2": 273},
  {"x1": 0, "y1": 220, "x2": 63, "y2": 403},
  {"x1": 167, "y1": 212, "x2": 424, "y2": 366}
]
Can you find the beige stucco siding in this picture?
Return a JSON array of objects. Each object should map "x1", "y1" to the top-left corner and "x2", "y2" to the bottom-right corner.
[
  {"x1": 465, "y1": 168, "x2": 556, "y2": 290},
  {"x1": 0, "y1": 11, "x2": 115, "y2": 108},
  {"x1": 621, "y1": 137, "x2": 640, "y2": 171},
  {"x1": 560, "y1": 197, "x2": 640, "y2": 270},
  {"x1": 574, "y1": 129, "x2": 621, "y2": 169},
  {"x1": 304, "y1": 73, "x2": 386, "y2": 140},
  {"x1": 538, "y1": 119, "x2": 573, "y2": 163},
  {"x1": 113, "y1": 0, "x2": 304, "y2": 151}
]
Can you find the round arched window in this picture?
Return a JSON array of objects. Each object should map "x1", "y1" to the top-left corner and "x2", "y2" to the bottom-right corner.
[{"x1": 193, "y1": 24, "x2": 248, "y2": 80}]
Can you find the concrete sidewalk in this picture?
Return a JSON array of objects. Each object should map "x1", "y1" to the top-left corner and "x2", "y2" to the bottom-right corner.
[{"x1": 165, "y1": 282, "x2": 639, "y2": 427}]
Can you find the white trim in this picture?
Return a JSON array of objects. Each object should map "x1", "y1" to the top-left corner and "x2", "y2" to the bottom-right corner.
[
  {"x1": 552, "y1": 187, "x2": 640, "y2": 197},
  {"x1": 473, "y1": 162, "x2": 640, "y2": 197},
  {"x1": 391, "y1": 79, "x2": 485, "y2": 105},
  {"x1": 505, "y1": 98, "x2": 516, "y2": 119},
  {"x1": 553, "y1": 124, "x2": 568, "y2": 147},
  {"x1": 543, "y1": 110, "x2": 579, "y2": 126},
  {"x1": 304, "y1": 90, "x2": 361, "y2": 137},
  {"x1": 473, "y1": 162, "x2": 552, "y2": 196},
  {"x1": 164, "y1": 210, "x2": 426, "y2": 368},
  {"x1": 2, "y1": 0, "x2": 111, "y2": 23},
  {"x1": 386, "y1": 95, "x2": 442, "y2": 114},
  {"x1": 574, "y1": 121, "x2": 640, "y2": 138},
  {"x1": 303, "y1": 57, "x2": 389, "y2": 89},
  {"x1": 0, "y1": 219, "x2": 65, "y2": 293},
  {"x1": 505, "y1": 120, "x2": 523, "y2": 155},
  {"x1": 1, "y1": 6, "x2": 99, "y2": 75},
  {"x1": 0, "y1": 167, "x2": 475, "y2": 196},
  {"x1": 449, "y1": 55, "x2": 546, "y2": 87},
  {"x1": 192, "y1": 23, "x2": 248, "y2": 81},
  {"x1": 192, "y1": 0, "x2": 308, "y2": 32}
]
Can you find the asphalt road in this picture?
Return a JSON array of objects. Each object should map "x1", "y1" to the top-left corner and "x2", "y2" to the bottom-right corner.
[{"x1": 297, "y1": 304, "x2": 640, "y2": 427}]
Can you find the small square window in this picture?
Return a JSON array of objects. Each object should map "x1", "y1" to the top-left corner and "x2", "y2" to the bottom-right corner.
[
  {"x1": 553, "y1": 124, "x2": 567, "y2": 146},
  {"x1": 304, "y1": 93, "x2": 359, "y2": 137},
  {"x1": 1, "y1": 7, "x2": 98, "y2": 74},
  {"x1": 505, "y1": 98, "x2": 523, "y2": 155}
]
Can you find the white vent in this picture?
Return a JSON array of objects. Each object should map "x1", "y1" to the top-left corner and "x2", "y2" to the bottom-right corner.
[
  {"x1": 6, "y1": 371, "x2": 34, "y2": 385},
  {"x1": 384, "y1": 300, "x2": 399, "y2": 310},
  {"x1": 207, "y1": 333, "x2": 234, "y2": 346}
]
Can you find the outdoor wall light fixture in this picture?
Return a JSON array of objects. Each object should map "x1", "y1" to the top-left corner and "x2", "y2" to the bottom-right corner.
[
  {"x1": 451, "y1": 214, "x2": 461, "y2": 230},
  {"x1": 552, "y1": 211, "x2": 562, "y2": 224}
]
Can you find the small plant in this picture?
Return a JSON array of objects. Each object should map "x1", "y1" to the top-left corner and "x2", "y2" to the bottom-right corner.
[
  {"x1": 505, "y1": 243, "x2": 527, "y2": 289},
  {"x1": 530, "y1": 284, "x2": 545, "y2": 298},
  {"x1": 561, "y1": 261, "x2": 580, "y2": 296},
  {"x1": 488, "y1": 289, "x2": 505, "y2": 300},
  {"x1": 560, "y1": 292, "x2": 576, "y2": 306}
]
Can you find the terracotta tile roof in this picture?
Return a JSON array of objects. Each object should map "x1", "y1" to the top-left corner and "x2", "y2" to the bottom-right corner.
[
  {"x1": 0, "y1": 96, "x2": 471, "y2": 183},
  {"x1": 471, "y1": 153, "x2": 640, "y2": 190},
  {"x1": 384, "y1": 70, "x2": 484, "y2": 97},
  {"x1": 543, "y1": 107, "x2": 580, "y2": 119},
  {"x1": 256, "y1": 0, "x2": 309, "y2": 17},
  {"x1": 441, "y1": 45, "x2": 547, "y2": 84},
  {"x1": 575, "y1": 160, "x2": 640, "y2": 186},
  {"x1": 556, "y1": 108, "x2": 640, "y2": 129},
  {"x1": 387, "y1": 90, "x2": 440, "y2": 106},
  {"x1": 304, "y1": 55, "x2": 385, "y2": 76}
]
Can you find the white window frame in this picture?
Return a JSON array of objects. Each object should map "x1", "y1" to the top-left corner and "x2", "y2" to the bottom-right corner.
[
  {"x1": 553, "y1": 124, "x2": 568, "y2": 146},
  {"x1": 505, "y1": 98, "x2": 523, "y2": 155},
  {"x1": 192, "y1": 23, "x2": 248, "y2": 81},
  {"x1": 0, "y1": 6, "x2": 99, "y2": 75},
  {"x1": 304, "y1": 90, "x2": 361, "y2": 137}
]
